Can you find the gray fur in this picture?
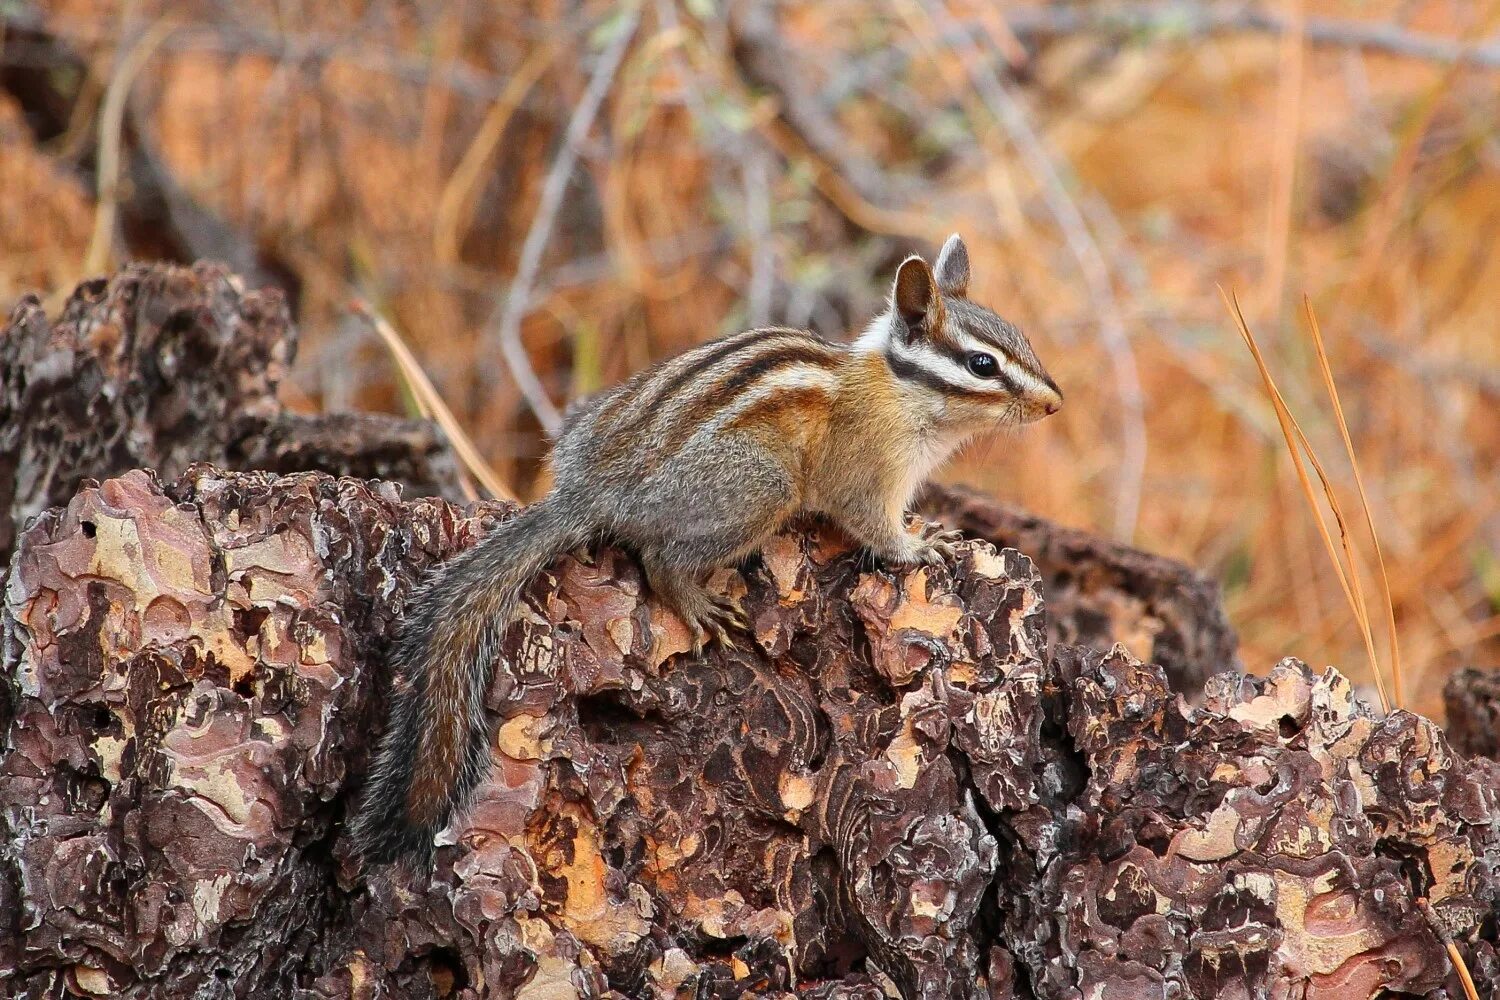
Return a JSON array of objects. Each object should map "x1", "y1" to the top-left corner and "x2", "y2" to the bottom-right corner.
[
  {"x1": 934, "y1": 233, "x2": 970, "y2": 297},
  {"x1": 354, "y1": 333, "x2": 837, "y2": 866},
  {"x1": 353, "y1": 238, "x2": 1061, "y2": 867}
]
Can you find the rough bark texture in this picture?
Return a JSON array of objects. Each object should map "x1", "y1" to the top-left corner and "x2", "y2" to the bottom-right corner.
[
  {"x1": 2, "y1": 264, "x2": 1497, "y2": 999},
  {"x1": 0, "y1": 261, "x2": 462, "y2": 568},
  {"x1": 917, "y1": 486, "x2": 1238, "y2": 693},
  {"x1": 3, "y1": 468, "x2": 1496, "y2": 999},
  {"x1": 1445, "y1": 667, "x2": 1500, "y2": 760},
  {"x1": 0, "y1": 262, "x2": 1232, "y2": 690}
]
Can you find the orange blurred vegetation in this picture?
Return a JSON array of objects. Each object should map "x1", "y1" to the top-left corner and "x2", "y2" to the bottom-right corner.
[{"x1": 2, "y1": 0, "x2": 1497, "y2": 719}]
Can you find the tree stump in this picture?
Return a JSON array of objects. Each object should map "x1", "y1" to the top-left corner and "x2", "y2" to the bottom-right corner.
[{"x1": 2, "y1": 265, "x2": 1496, "y2": 999}]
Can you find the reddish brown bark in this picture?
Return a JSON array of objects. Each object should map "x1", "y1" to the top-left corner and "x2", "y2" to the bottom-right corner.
[
  {"x1": 2, "y1": 265, "x2": 1496, "y2": 999},
  {"x1": 4, "y1": 467, "x2": 1495, "y2": 999},
  {"x1": 1445, "y1": 667, "x2": 1500, "y2": 760},
  {"x1": 0, "y1": 261, "x2": 462, "y2": 569},
  {"x1": 917, "y1": 485, "x2": 1237, "y2": 693}
]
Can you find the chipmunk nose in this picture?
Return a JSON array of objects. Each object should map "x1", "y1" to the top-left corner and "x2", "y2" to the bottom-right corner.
[{"x1": 1045, "y1": 395, "x2": 1062, "y2": 415}]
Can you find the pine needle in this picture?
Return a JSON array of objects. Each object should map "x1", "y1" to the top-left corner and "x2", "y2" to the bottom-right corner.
[
  {"x1": 1220, "y1": 287, "x2": 1390, "y2": 713},
  {"x1": 1303, "y1": 298, "x2": 1405, "y2": 708},
  {"x1": 353, "y1": 300, "x2": 517, "y2": 504},
  {"x1": 1449, "y1": 940, "x2": 1482, "y2": 1000}
]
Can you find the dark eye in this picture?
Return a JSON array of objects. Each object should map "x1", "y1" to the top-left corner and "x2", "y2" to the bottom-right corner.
[{"x1": 965, "y1": 352, "x2": 999, "y2": 378}]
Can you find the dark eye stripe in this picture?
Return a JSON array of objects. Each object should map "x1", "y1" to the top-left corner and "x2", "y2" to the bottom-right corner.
[
  {"x1": 886, "y1": 349, "x2": 1010, "y2": 401},
  {"x1": 929, "y1": 340, "x2": 1021, "y2": 395}
]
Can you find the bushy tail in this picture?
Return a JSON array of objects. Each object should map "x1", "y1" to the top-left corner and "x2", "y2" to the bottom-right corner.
[{"x1": 350, "y1": 500, "x2": 584, "y2": 867}]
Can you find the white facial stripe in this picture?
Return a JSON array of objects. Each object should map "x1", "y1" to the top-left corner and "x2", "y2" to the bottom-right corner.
[
  {"x1": 951, "y1": 330, "x2": 1049, "y2": 395},
  {"x1": 853, "y1": 312, "x2": 896, "y2": 354},
  {"x1": 902, "y1": 338, "x2": 1015, "y2": 395},
  {"x1": 864, "y1": 309, "x2": 1047, "y2": 401}
]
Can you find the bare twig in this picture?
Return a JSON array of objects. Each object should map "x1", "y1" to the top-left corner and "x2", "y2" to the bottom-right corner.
[
  {"x1": 1356, "y1": 331, "x2": 1500, "y2": 398},
  {"x1": 917, "y1": 0, "x2": 1147, "y2": 541},
  {"x1": 482, "y1": 8, "x2": 640, "y2": 435},
  {"x1": 824, "y1": 2, "x2": 1500, "y2": 105},
  {"x1": 1002, "y1": 3, "x2": 1500, "y2": 71}
]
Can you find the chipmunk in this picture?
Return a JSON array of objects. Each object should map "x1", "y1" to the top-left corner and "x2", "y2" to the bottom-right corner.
[{"x1": 350, "y1": 235, "x2": 1062, "y2": 866}]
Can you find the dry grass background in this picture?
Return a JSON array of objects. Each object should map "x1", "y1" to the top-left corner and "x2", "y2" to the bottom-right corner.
[{"x1": 2, "y1": 0, "x2": 1497, "y2": 720}]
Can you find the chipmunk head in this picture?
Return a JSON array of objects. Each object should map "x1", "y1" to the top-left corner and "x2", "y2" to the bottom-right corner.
[{"x1": 858, "y1": 234, "x2": 1063, "y2": 426}]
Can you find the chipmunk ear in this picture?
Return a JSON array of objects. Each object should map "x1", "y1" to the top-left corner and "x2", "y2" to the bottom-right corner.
[
  {"x1": 893, "y1": 255, "x2": 941, "y2": 341},
  {"x1": 934, "y1": 233, "x2": 970, "y2": 297}
]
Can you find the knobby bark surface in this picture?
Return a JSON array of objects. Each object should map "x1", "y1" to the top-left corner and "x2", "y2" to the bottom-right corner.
[
  {"x1": 916, "y1": 486, "x2": 1238, "y2": 694},
  {"x1": 1, "y1": 264, "x2": 1496, "y2": 999},
  {"x1": 0, "y1": 263, "x2": 1231, "y2": 688},
  {"x1": 0, "y1": 261, "x2": 461, "y2": 568}
]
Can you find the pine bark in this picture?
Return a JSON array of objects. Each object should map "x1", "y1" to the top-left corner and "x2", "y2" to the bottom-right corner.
[{"x1": 2, "y1": 265, "x2": 1495, "y2": 999}]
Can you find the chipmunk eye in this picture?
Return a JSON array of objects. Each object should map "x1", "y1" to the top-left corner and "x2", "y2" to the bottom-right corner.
[{"x1": 965, "y1": 352, "x2": 999, "y2": 378}]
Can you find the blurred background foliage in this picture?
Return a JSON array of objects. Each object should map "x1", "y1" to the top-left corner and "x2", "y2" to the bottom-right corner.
[{"x1": 1, "y1": 0, "x2": 1496, "y2": 718}]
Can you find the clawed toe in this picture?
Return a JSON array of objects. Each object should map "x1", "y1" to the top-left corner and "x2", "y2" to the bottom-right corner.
[
  {"x1": 920, "y1": 523, "x2": 964, "y2": 545},
  {"x1": 710, "y1": 596, "x2": 751, "y2": 631},
  {"x1": 677, "y1": 592, "x2": 748, "y2": 655}
]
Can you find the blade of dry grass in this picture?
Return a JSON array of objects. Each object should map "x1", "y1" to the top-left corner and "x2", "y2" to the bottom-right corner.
[
  {"x1": 1418, "y1": 898, "x2": 1483, "y2": 1000},
  {"x1": 433, "y1": 42, "x2": 560, "y2": 266},
  {"x1": 85, "y1": 16, "x2": 178, "y2": 275},
  {"x1": 1303, "y1": 297, "x2": 1405, "y2": 708},
  {"x1": 1221, "y1": 287, "x2": 1390, "y2": 713},
  {"x1": 354, "y1": 299, "x2": 516, "y2": 504}
]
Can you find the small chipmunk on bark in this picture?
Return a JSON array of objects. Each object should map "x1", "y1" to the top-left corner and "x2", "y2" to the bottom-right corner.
[{"x1": 351, "y1": 234, "x2": 1063, "y2": 866}]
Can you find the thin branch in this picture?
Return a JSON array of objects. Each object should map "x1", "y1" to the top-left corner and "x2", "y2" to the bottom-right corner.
[
  {"x1": 1003, "y1": 3, "x2": 1500, "y2": 71},
  {"x1": 919, "y1": 0, "x2": 1147, "y2": 541},
  {"x1": 824, "y1": 2, "x2": 1500, "y2": 104},
  {"x1": 1356, "y1": 331, "x2": 1500, "y2": 399},
  {"x1": 483, "y1": 8, "x2": 641, "y2": 435}
]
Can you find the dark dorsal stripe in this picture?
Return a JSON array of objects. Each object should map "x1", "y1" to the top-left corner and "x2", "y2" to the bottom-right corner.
[
  {"x1": 595, "y1": 327, "x2": 808, "y2": 446},
  {"x1": 643, "y1": 341, "x2": 842, "y2": 468},
  {"x1": 637, "y1": 327, "x2": 813, "y2": 422}
]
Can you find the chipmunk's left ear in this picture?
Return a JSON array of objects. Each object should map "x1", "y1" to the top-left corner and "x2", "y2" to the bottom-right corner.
[
  {"x1": 893, "y1": 255, "x2": 943, "y2": 342},
  {"x1": 934, "y1": 233, "x2": 970, "y2": 297}
]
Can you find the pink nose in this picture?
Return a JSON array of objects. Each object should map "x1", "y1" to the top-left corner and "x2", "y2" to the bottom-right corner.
[{"x1": 1045, "y1": 398, "x2": 1061, "y2": 415}]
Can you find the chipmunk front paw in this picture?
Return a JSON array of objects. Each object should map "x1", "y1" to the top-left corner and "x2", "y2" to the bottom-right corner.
[{"x1": 876, "y1": 522, "x2": 963, "y2": 569}]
